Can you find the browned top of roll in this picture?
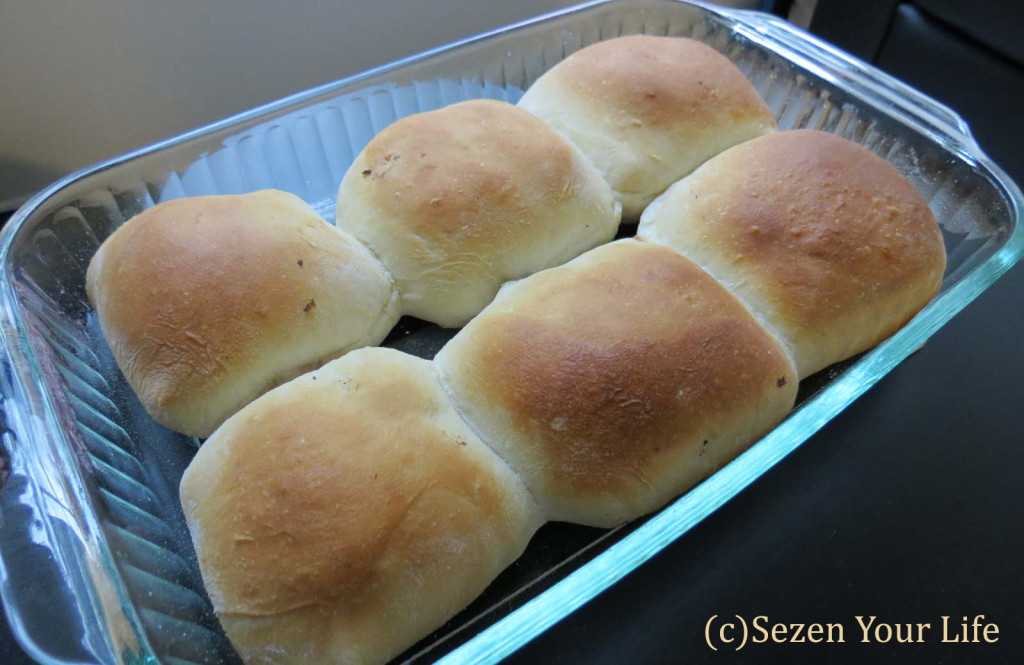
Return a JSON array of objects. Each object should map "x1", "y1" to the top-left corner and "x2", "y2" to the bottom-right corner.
[
  {"x1": 86, "y1": 195, "x2": 331, "y2": 397},
  {"x1": 337, "y1": 98, "x2": 619, "y2": 326},
  {"x1": 186, "y1": 358, "x2": 518, "y2": 616},
  {"x1": 86, "y1": 190, "x2": 397, "y2": 437},
  {"x1": 436, "y1": 239, "x2": 796, "y2": 526},
  {"x1": 360, "y1": 99, "x2": 579, "y2": 233},
  {"x1": 718, "y1": 130, "x2": 942, "y2": 297},
  {"x1": 518, "y1": 35, "x2": 776, "y2": 219},
  {"x1": 549, "y1": 35, "x2": 771, "y2": 127},
  {"x1": 639, "y1": 129, "x2": 947, "y2": 377},
  {"x1": 180, "y1": 348, "x2": 540, "y2": 664}
]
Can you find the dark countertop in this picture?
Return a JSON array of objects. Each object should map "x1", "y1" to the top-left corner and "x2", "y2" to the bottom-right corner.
[
  {"x1": 511, "y1": 5, "x2": 1024, "y2": 663},
  {"x1": 509, "y1": 256, "x2": 1024, "y2": 665},
  {"x1": 0, "y1": 211, "x2": 37, "y2": 665},
  {"x1": 2, "y1": 5, "x2": 1022, "y2": 665},
  {"x1": 507, "y1": 5, "x2": 1019, "y2": 659}
]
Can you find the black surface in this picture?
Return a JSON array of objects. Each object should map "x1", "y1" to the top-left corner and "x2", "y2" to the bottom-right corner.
[
  {"x1": 3, "y1": 7, "x2": 1024, "y2": 665},
  {"x1": 0, "y1": 211, "x2": 35, "y2": 665},
  {"x1": 0, "y1": 476, "x2": 90, "y2": 665},
  {"x1": 876, "y1": 5, "x2": 1024, "y2": 182},
  {"x1": 0, "y1": 606, "x2": 33, "y2": 665},
  {"x1": 916, "y1": 0, "x2": 1024, "y2": 69},
  {"x1": 809, "y1": 0, "x2": 899, "y2": 61},
  {"x1": 510, "y1": 6, "x2": 1024, "y2": 665},
  {"x1": 511, "y1": 266, "x2": 1024, "y2": 664}
]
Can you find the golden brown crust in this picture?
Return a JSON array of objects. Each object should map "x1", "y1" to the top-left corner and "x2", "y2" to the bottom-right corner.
[
  {"x1": 549, "y1": 35, "x2": 771, "y2": 128},
  {"x1": 86, "y1": 190, "x2": 399, "y2": 437},
  {"x1": 518, "y1": 35, "x2": 776, "y2": 219},
  {"x1": 363, "y1": 99, "x2": 577, "y2": 235},
  {"x1": 638, "y1": 130, "x2": 947, "y2": 377},
  {"x1": 436, "y1": 240, "x2": 797, "y2": 526},
  {"x1": 336, "y1": 99, "x2": 620, "y2": 327},
  {"x1": 180, "y1": 348, "x2": 542, "y2": 664}
]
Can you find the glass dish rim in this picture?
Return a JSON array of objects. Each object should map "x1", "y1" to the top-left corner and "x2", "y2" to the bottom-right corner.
[{"x1": 0, "y1": 1, "x2": 1022, "y2": 664}]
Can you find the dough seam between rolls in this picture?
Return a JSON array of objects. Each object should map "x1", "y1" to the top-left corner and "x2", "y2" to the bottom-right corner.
[
  {"x1": 637, "y1": 219, "x2": 800, "y2": 375},
  {"x1": 434, "y1": 367, "x2": 549, "y2": 520}
]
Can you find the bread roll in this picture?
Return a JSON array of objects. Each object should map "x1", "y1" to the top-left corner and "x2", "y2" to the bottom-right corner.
[
  {"x1": 435, "y1": 239, "x2": 796, "y2": 528},
  {"x1": 518, "y1": 35, "x2": 776, "y2": 221},
  {"x1": 86, "y1": 190, "x2": 399, "y2": 438},
  {"x1": 335, "y1": 99, "x2": 620, "y2": 327},
  {"x1": 180, "y1": 347, "x2": 542, "y2": 665},
  {"x1": 638, "y1": 129, "x2": 947, "y2": 378}
]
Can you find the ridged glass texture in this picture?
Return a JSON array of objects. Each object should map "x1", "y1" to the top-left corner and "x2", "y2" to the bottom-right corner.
[{"x1": 0, "y1": 1, "x2": 1021, "y2": 664}]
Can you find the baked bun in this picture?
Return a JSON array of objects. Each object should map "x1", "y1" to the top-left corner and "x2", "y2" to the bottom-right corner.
[
  {"x1": 180, "y1": 347, "x2": 542, "y2": 665},
  {"x1": 435, "y1": 239, "x2": 796, "y2": 527},
  {"x1": 638, "y1": 129, "x2": 947, "y2": 378},
  {"x1": 86, "y1": 190, "x2": 399, "y2": 438},
  {"x1": 335, "y1": 98, "x2": 620, "y2": 327},
  {"x1": 518, "y1": 35, "x2": 776, "y2": 221}
]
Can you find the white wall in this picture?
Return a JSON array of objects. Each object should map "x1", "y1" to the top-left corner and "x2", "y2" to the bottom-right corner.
[
  {"x1": 0, "y1": 0, "x2": 585, "y2": 210},
  {"x1": 0, "y1": 0, "x2": 766, "y2": 211}
]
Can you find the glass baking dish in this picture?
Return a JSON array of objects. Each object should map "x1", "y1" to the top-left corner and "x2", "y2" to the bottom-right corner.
[{"x1": 1, "y1": 1, "x2": 1021, "y2": 663}]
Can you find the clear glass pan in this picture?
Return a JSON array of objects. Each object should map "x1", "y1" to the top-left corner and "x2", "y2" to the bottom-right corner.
[{"x1": 1, "y1": 1, "x2": 1021, "y2": 664}]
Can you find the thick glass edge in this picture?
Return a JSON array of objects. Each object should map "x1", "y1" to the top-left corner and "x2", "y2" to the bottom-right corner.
[
  {"x1": 440, "y1": 235, "x2": 1024, "y2": 665},
  {"x1": 723, "y1": 8, "x2": 978, "y2": 151},
  {"x1": 0, "y1": 0, "x2": 619, "y2": 263},
  {"x1": 0, "y1": 278, "x2": 157, "y2": 664},
  {"x1": 0, "y1": 338, "x2": 112, "y2": 665},
  {"x1": 437, "y1": 2, "x2": 1024, "y2": 663},
  {"x1": 0, "y1": 3, "x2": 627, "y2": 663}
]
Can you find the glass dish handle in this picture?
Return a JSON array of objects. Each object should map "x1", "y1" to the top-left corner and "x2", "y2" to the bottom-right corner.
[
  {"x1": 719, "y1": 5, "x2": 982, "y2": 154},
  {"x1": 0, "y1": 350, "x2": 125, "y2": 665}
]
